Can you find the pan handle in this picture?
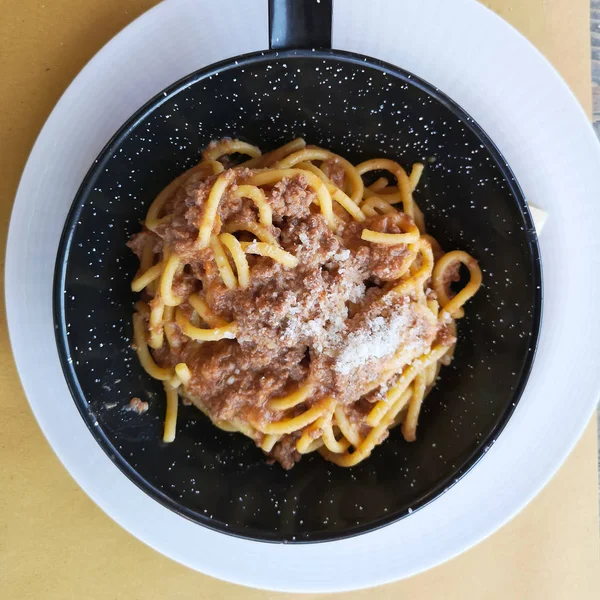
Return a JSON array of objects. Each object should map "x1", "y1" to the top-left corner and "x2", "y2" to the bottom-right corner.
[{"x1": 269, "y1": 0, "x2": 333, "y2": 50}]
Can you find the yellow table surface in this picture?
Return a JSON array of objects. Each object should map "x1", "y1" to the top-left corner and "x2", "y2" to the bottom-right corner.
[{"x1": 1, "y1": 1, "x2": 599, "y2": 598}]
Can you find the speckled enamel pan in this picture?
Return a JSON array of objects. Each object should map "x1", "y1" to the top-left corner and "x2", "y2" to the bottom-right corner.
[{"x1": 53, "y1": 0, "x2": 541, "y2": 543}]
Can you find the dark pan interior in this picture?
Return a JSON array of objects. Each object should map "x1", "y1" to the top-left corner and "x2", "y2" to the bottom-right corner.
[{"x1": 54, "y1": 50, "x2": 542, "y2": 543}]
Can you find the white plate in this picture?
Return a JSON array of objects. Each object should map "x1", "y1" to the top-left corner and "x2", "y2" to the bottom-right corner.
[{"x1": 6, "y1": 0, "x2": 600, "y2": 593}]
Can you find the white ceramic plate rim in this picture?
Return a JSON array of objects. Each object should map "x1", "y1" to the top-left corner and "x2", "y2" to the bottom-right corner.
[{"x1": 6, "y1": 0, "x2": 600, "y2": 593}]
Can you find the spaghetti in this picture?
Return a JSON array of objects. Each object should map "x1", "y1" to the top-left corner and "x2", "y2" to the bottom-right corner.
[{"x1": 128, "y1": 138, "x2": 482, "y2": 469}]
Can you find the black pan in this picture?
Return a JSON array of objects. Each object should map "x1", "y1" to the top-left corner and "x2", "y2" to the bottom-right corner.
[{"x1": 54, "y1": 0, "x2": 542, "y2": 543}]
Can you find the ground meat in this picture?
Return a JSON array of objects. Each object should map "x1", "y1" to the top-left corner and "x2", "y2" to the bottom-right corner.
[
  {"x1": 171, "y1": 270, "x2": 198, "y2": 299},
  {"x1": 267, "y1": 175, "x2": 315, "y2": 221},
  {"x1": 369, "y1": 245, "x2": 413, "y2": 280},
  {"x1": 441, "y1": 261, "x2": 461, "y2": 294},
  {"x1": 342, "y1": 213, "x2": 416, "y2": 280},
  {"x1": 268, "y1": 435, "x2": 302, "y2": 470},
  {"x1": 321, "y1": 158, "x2": 346, "y2": 188},
  {"x1": 435, "y1": 323, "x2": 457, "y2": 348},
  {"x1": 154, "y1": 213, "x2": 198, "y2": 263},
  {"x1": 180, "y1": 342, "x2": 307, "y2": 423},
  {"x1": 125, "y1": 397, "x2": 149, "y2": 414},
  {"x1": 130, "y1": 156, "x2": 450, "y2": 469},
  {"x1": 127, "y1": 230, "x2": 163, "y2": 259}
]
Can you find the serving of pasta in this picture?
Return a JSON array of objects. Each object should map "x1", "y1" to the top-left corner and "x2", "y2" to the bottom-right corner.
[{"x1": 128, "y1": 137, "x2": 482, "y2": 469}]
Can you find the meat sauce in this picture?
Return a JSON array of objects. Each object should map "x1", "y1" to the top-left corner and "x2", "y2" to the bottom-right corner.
[{"x1": 129, "y1": 169, "x2": 451, "y2": 468}]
